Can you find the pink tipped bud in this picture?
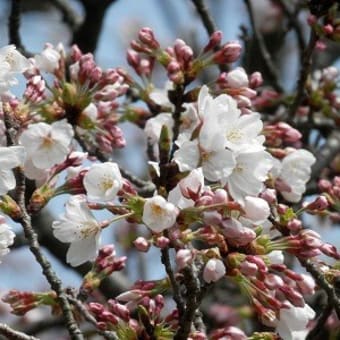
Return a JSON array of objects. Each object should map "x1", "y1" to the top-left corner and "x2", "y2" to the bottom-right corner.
[
  {"x1": 154, "y1": 236, "x2": 170, "y2": 248},
  {"x1": 212, "y1": 188, "x2": 228, "y2": 204},
  {"x1": 260, "y1": 189, "x2": 277, "y2": 204},
  {"x1": 134, "y1": 237, "x2": 150, "y2": 252},
  {"x1": 264, "y1": 273, "x2": 284, "y2": 290},
  {"x1": 249, "y1": 71, "x2": 263, "y2": 88},
  {"x1": 138, "y1": 27, "x2": 160, "y2": 50},
  {"x1": 305, "y1": 196, "x2": 329, "y2": 211},
  {"x1": 287, "y1": 219, "x2": 302, "y2": 232},
  {"x1": 212, "y1": 41, "x2": 242, "y2": 64},
  {"x1": 321, "y1": 243, "x2": 340, "y2": 259},
  {"x1": 176, "y1": 249, "x2": 193, "y2": 270},
  {"x1": 239, "y1": 261, "x2": 258, "y2": 276},
  {"x1": 203, "y1": 31, "x2": 223, "y2": 53},
  {"x1": 296, "y1": 274, "x2": 315, "y2": 295}
]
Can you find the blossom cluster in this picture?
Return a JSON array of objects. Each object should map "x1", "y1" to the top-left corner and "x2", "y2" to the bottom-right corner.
[{"x1": 0, "y1": 20, "x2": 339, "y2": 340}]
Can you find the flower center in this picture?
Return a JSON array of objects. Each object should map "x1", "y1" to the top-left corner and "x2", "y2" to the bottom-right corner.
[
  {"x1": 151, "y1": 203, "x2": 163, "y2": 216},
  {"x1": 41, "y1": 134, "x2": 54, "y2": 149},
  {"x1": 226, "y1": 128, "x2": 243, "y2": 142},
  {"x1": 80, "y1": 222, "x2": 100, "y2": 239},
  {"x1": 99, "y1": 175, "x2": 115, "y2": 192}
]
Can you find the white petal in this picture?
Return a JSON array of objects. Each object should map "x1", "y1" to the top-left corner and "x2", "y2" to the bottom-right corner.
[{"x1": 66, "y1": 236, "x2": 99, "y2": 266}]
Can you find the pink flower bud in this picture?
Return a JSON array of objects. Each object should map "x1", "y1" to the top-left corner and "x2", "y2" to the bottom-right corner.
[
  {"x1": 321, "y1": 243, "x2": 340, "y2": 259},
  {"x1": 138, "y1": 27, "x2": 160, "y2": 49},
  {"x1": 296, "y1": 274, "x2": 315, "y2": 295},
  {"x1": 260, "y1": 189, "x2": 277, "y2": 204},
  {"x1": 287, "y1": 219, "x2": 302, "y2": 232},
  {"x1": 212, "y1": 41, "x2": 242, "y2": 64},
  {"x1": 176, "y1": 249, "x2": 193, "y2": 270},
  {"x1": 305, "y1": 196, "x2": 329, "y2": 211},
  {"x1": 240, "y1": 261, "x2": 258, "y2": 276},
  {"x1": 264, "y1": 273, "x2": 284, "y2": 290},
  {"x1": 134, "y1": 237, "x2": 150, "y2": 252},
  {"x1": 224, "y1": 67, "x2": 249, "y2": 88},
  {"x1": 203, "y1": 259, "x2": 226, "y2": 283},
  {"x1": 203, "y1": 31, "x2": 223, "y2": 53},
  {"x1": 154, "y1": 236, "x2": 170, "y2": 248},
  {"x1": 323, "y1": 24, "x2": 334, "y2": 35},
  {"x1": 249, "y1": 71, "x2": 263, "y2": 88}
]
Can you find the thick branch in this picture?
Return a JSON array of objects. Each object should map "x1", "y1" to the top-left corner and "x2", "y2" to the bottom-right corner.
[
  {"x1": 73, "y1": 0, "x2": 117, "y2": 53},
  {"x1": 306, "y1": 304, "x2": 332, "y2": 340},
  {"x1": 244, "y1": 0, "x2": 283, "y2": 93}
]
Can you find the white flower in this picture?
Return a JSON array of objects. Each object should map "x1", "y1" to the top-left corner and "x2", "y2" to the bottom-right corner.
[
  {"x1": 0, "y1": 146, "x2": 26, "y2": 195},
  {"x1": 19, "y1": 119, "x2": 74, "y2": 169},
  {"x1": 278, "y1": 149, "x2": 316, "y2": 202},
  {"x1": 34, "y1": 44, "x2": 61, "y2": 73},
  {"x1": 177, "y1": 104, "x2": 200, "y2": 145},
  {"x1": 142, "y1": 195, "x2": 178, "y2": 233},
  {"x1": 168, "y1": 168, "x2": 204, "y2": 209},
  {"x1": 149, "y1": 81, "x2": 174, "y2": 110},
  {"x1": 0, "y1": 216, "x2": 15, "y2": 261},
  {"x1": 52, "y1": 195, "x2": 101, "y2": 266},
  {"x1": 203, "y1": 258, "x2": 226, "y2": 283},
  {"x1": 144, "y1": 113, "x2": 174, "y2": 146},
  {"x1": 227, "y1": 148, "x2": 273, "y2": 204},
  {"x1": 83, "y1": 162, "x2": 123, "y2": 201},
  {"x1": 0, "y1": 45, "x2": 30, "y2": 93},
  {"x1": 243, "y1": 196, "x2": 270, "y2": 224},
  {"x1": 275, "y1": 302, "x2": 315, "y2": 340}
]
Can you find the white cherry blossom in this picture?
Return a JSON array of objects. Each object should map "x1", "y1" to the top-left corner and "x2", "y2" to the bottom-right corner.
[
  {"x1": 142, "y1": 195, "x2": 178, "y2": 233},
  {"x1": 19, "y1": 119, "x2": 74, "y2": 169},
  {"x1": 277, "y1": 149, "x2": 316, "y2": 202},
  {"x1": 0, "y1": 45, "x2": 30, "y2": 93},
  {"x1": 226, "y1": 148, "x2": 273, "y2": 204},
  {"x1": 275, "y1": 302, "x2": 315, "y2": 340},
  {"x1": 52, "y1": 195, "x2": 101, "y2": 266},
  {"x1": 0, "y1": 215, "x2": 15, "y2": 261},
  {"x1": 83, "y1": 162, "x2": 123, "y2": 201},
  {"x1": 0, "y1": 146, "x2": 26, "y2": 195}
]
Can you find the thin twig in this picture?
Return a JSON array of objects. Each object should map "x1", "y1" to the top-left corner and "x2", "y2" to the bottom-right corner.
[
  {"x1": 244, "y1": 0, "x2": 283, "y2": 93},
  {"x1": 300, "y1": 258, "x2": 340, "y2": 319},
  {"x1": 0, "y1": 323, "x2": 38, "y2": 340},
  {"x1": 4, "y1": 111, "x2": 84, "y2": 340},
  {"x1": 68, "y1": 296, "x2": 118, "y2": 340},
  {"x1": 288, "y1": 28, "x2": 318, "y2": 120},
  {"x1": 191, "y1": 0, "x2": 218, "y2": 36}
]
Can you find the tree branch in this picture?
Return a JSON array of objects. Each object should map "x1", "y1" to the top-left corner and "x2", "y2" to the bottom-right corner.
[
  {"x1": 4, "y1": 111, "x2": 84, "y2": 340},
  {"x1": 191, "y1": 0, "x2": 218, "y2": 36},
  {"x1": 299, "y1": 258, "x2": 340, "y2": 319},
  {"x1": 0, "y1": 323, "x2": 38, "y2": 340},
  {"x1": 306, "y1": 304, "x2": 332, "y2": 340},
  {"x1": 47, "y1": 0, "x2": 80, "y2": 31},
  {"x1": 243, "y1": 0, "x2": 283, "y2": 93}
]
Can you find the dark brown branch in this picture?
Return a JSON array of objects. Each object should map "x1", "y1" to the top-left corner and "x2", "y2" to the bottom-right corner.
[
  {"x1": 191, "y1": 0, "x2": 218, "y2": 36},
  {"x1": 8, "y1": 0, "x2": 27, "y2": 55},
  {"x1": 288, "y1": 28, "x2": 318, "y2": 120},
  {"x1": 243, "y1": 0, "x2": 283, "y2": 93},
  {"x1": 4, "y1": 112, "x2": 84, "y2": 340},
  {"x1": 277, "y1": 0, "x2": 306, "y2": 56},
  {"x1": 0, "y1": 323, "x2": 38, "y2": 340},
  {"x1": 68, "y1": 296, "x2": 118, "y2": 340},
  {"x1": 73, "y1": 0, "x2": 117, "y2": 53},
  {"x1": 300, "y1": 258, "x2": 340, "y2": 319}
]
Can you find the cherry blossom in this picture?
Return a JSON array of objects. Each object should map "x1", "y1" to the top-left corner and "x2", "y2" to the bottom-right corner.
[
  {"x1": 0, "y1": 146, "x2": 26, "y2": 195},
  {"x1": 52, "y1": 195, "x2": 101, "y2": 266},
  {"x1": 19, "y1": 119, "x2": 74, "y2": 170},
  {"x1": 83, "y1": 162, "x2": 123, "y2": 202},
  {"x1": 142, "y1": 195, "x2": 178, "y2": 233},
  {"x1": 203, "y1": 258, "x2": 226, "y2": 283},
  {"x1": 0, "y1": 215, "x2": 15, "y2": 261}
]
